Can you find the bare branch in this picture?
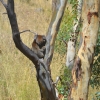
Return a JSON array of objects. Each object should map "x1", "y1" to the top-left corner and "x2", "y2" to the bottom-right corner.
[
  {"x1": 1, "y1": 0, "x2": 58, "y2": 99},
  {"x1": 1, "y1": 0, "x2": 40, "y2": 67},
  {"x1": 2, "y1": 12, "x2": 7, "y2": 14},
  {"x1": 62, "y1": 39, "x2": 67, "y2": 47},
  {"x1": 45, "y1": 0, "x2": 67, "y2": 68},
  {"x1": 53, "y1": 76, "x2": 60, "y2": 85},
  {"x1": 19, "y1": 30, "x2": 37, "y2": 35}
]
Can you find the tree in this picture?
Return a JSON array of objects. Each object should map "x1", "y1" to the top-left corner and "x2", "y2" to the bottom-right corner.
[
  {"x1": 69, "y1": 0, "x2": 100, "y2": 100},
  {"x1": 0, "y1": 0, "x2": 67, "y2": 100}
]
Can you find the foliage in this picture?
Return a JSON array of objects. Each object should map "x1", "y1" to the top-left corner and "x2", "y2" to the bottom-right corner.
[
  {"x1": 55, "y1": 0, "x2": 78, "y2": 55},
  {"x1": 90, "y1": 30, "x2": 100, "y2": 100},
  {"x1": 55, "y1": 1, "x2": 78, "y2": 99},
  {"x1": 57, "y1": 66, "x2": 72, "y2": 99},
  {"x1": 92, "y1": 92, "x2": 100, "y2": 100},
  {"x1": 95, "y1": 92, "x2": 100, "y2": 100},
  {"x1": 55, "y1": 10, "x2": 76, "y2": 55},
  {"x1": 68, "y1": 0, "x2": 78, "y2": 13},
  {"x1": 90, "y1": 34, "x2": 100, "y2": 89}
]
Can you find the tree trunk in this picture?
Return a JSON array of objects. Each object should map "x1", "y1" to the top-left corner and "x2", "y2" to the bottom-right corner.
[
  {"x1": 70, "y1": 0, "x2": 100, "y2": 100},
  {"x1": 66, "y1": 0, "x2": 83, "y2": 70}
]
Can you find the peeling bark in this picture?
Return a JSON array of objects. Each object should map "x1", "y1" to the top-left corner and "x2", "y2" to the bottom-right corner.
[{"x1": 70, "y1": 0, "x2": 100, "y2": 100}]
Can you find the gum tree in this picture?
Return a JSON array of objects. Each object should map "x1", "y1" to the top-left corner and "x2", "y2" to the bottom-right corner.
[{"x1": 70, "y1": 0, "x2": 100, "y2": 100}]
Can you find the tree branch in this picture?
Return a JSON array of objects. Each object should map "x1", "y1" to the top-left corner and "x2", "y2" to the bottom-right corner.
[
  {"x1": 19, "y1": 30, "x2": 37, "y2": 35},
  {"x1": 0, "y1": 0, "x2": 61, "y2": 99},
  {"x1": 0, "y1": 0, "x2": 7, "y2": 8},
  {"x1": 1, "y1": 0, "x2": 40, "y2": 67},
  {"x1": 45, "y1": 0, "x2": 67, "y2": 69}
]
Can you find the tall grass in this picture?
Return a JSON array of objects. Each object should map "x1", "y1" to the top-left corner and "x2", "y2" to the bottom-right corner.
[
  {"x1": 0, "y1": 0, "x2": 64, "y2": 99},
  {"x1": 0, "y1": 1, "x2": 51, "y2": 100},
  {"x1": 0, "y1": 0, "x2": 99, "y2": 100}
]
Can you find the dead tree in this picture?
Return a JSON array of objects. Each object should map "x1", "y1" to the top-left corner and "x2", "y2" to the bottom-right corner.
[{"x1": 0, "y1": 0, "x2": 67, "y2": 100}]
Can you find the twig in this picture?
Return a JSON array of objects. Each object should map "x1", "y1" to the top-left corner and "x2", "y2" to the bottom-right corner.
[
  {"x1": 53, "y1": 76, "x2": 60, "y2": 85},
  {"x1": 2, "y1": 12, "x2": 7, "y2": 14},
  {"x1": 61, "y1": 37, "x2": 67, "y2": 46},
  {"x1": 69, "y1": 57, "x2": 76, "y2": 63},
  {"x1": 62, "y1": 39, "x2": 67, "y2": 46},
  {"x1": 19, "y1": 30, "x2": 37, "y2": 35}
]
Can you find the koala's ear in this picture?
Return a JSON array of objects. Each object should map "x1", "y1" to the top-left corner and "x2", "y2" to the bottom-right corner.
[
  {"x1": 41, "y1": 35, "x2": 45, "y2": 38},
  {"x1": 42, "y1": 35, "x2": 46, "y2": 39},
  {"x1": 34, "y1": 35, "x2": 37, "y2": 40}
]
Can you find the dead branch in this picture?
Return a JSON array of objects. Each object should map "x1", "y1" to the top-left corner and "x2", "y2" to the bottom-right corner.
[
  {"x1": 45, "y1": 0, "x2": 67, "y2": 69},
  {"x1": 19, "y1": 30, "x2": 37, "y2": 35},
  {"x1": 0, "y1": 0, "x2": 67, "y2": 99},
  {"x1": 0, "y1": 0, "x2": 56, "y2": 100}
]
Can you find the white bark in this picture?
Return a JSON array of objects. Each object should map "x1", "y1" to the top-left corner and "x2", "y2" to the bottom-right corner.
[
  {"x1": 45, "y1": 0, "x2": 67, "y2": 67},
  {"x1": 70, "y1": 0, "x2": 100, "y2": 100},
  {"x1": 66, "y1": 0, "x2": 83, "y2": 69}
]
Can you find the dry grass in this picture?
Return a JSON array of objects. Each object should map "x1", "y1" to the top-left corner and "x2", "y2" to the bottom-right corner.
[
  {"x1": 0, "y1": 0, "x2": 99, "y2": 100},
  {"x1": 0, "y1": 0, "x2": 64, "y2": 100}
]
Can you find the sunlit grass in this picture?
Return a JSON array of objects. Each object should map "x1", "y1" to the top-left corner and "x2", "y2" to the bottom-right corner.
[{"x1": 0, "y1": 0, "x2": 63, "y2": 100}]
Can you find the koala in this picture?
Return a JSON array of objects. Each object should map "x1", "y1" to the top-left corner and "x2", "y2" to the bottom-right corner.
[{"x1": 32, "y1": 35, "x2": 46, "y2": 59}]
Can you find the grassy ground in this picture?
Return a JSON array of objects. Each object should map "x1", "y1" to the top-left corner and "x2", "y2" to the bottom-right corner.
[{"x1": 0, "y1": 0, "x2": 99, "y2": 100}]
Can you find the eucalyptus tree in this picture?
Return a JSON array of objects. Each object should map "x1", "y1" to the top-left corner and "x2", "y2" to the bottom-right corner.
[{"x1": 69, "y1": 0, "x2": 100, "y2": 100}]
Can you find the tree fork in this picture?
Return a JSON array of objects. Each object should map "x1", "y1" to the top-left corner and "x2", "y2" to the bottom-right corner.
[{"x1": 0, "y1": 0, "x2": 67, "y2": 100}]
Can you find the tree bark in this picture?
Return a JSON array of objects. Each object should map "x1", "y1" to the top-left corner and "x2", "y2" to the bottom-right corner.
[
  {"x1": 45, "y1": 0, "x2": 67, "y2": 69},
  {"x1": 70, "y1": 0, "x2": 100, "y2": 100}
]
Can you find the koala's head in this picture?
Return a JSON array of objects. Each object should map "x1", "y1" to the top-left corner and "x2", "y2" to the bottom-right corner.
[{"x1": 34, "y1": 35, "x2": 47, "y2": 48}]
